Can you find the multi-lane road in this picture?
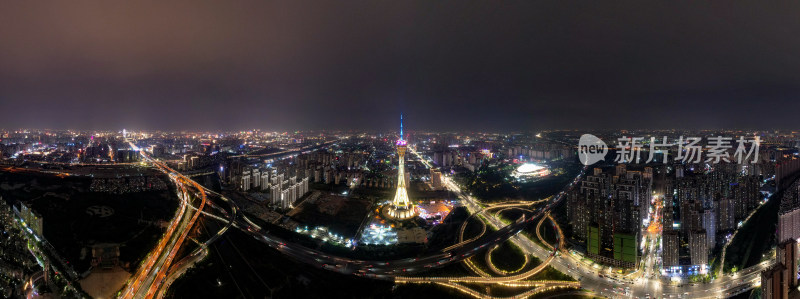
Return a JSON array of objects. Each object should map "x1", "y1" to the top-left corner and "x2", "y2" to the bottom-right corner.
[{"x1": 120, "y1": 141, "x2": 209, "y2": 299}]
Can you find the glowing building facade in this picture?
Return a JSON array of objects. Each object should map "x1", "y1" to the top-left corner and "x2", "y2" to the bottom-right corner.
[{"x1": 512, "y1": 163, "x2": 551, "y2": 182}]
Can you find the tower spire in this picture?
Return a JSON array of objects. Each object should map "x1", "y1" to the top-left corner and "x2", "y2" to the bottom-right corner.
[{"x1": 400, "y1": 114, "x2": 403, "y2": 140}]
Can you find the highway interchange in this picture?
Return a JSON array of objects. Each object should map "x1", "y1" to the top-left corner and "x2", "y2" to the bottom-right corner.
[{"x1": 405, "y1": 147, "x2": 768, "y2": 298}]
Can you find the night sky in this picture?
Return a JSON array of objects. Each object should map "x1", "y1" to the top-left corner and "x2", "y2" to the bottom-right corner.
[{"x1": 1, "y1": 1, "x2": 799, "y2": 131}]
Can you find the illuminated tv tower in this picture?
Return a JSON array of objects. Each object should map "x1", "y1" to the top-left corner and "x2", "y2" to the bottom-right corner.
[{"x1": 386, "y1": 114, "x2": 417, "y2": 219}]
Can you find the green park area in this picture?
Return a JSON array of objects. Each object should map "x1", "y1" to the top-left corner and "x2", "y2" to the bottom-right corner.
[{"x1": 489, "y1": 241, "x2": 527, "y2": 273}]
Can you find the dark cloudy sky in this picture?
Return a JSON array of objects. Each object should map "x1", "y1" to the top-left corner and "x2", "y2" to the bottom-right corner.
[{"x1": 1, "y1": 1, "x2": 799, "y2": 131}]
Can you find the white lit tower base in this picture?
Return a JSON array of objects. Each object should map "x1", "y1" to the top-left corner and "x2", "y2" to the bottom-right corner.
[{"x1": 382, "y1": 116, "x2": 418, "y2": 221}]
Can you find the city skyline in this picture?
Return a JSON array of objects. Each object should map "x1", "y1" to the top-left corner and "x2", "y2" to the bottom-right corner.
[{"x1": 1, "y1": 126, "x2": 798, "y2": 298}]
